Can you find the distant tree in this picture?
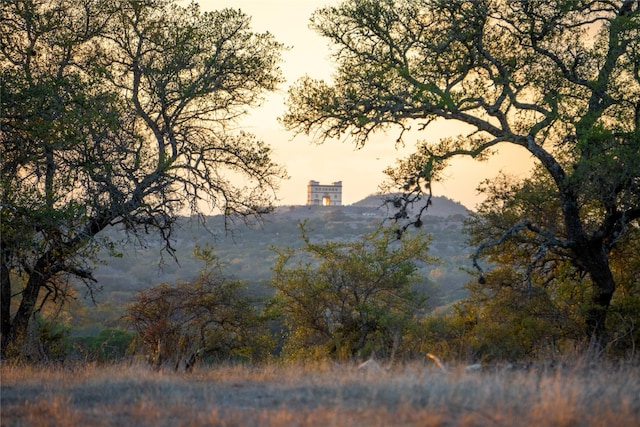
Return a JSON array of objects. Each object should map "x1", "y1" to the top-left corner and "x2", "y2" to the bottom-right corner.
[
  {"x1": 282, "y1": 0, "x2": 640, "y2": 347},
  {"x1": 1, "y1": 0, "x2": 285, "y2": 358},
  {"x1": 270, "y1": 222, "x2": 434, "y2": 361},
  {"x1": 126, "y1": 246, "x2": 266, "y2": 370}
]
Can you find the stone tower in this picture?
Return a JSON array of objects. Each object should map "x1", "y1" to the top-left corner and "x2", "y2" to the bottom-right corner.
[{"x1": 307, "y1": 180, "x2": 342, "y2": 206}]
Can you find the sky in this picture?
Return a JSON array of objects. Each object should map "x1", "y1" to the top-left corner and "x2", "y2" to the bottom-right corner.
[{"x1": 198, "y1": 0, "x2": 535, "y2": 210}]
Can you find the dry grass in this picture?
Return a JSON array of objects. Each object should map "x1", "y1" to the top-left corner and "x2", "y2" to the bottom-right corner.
[{"x1": 2, "y1": 360, "x2": 639, "y2": 426}]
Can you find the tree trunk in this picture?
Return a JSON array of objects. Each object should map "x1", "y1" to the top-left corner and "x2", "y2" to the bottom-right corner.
[
  {"x1": 560, "y1": 190, "x2": 616, "y2": 348},
  {"x1": 581, "y1": 244, "x2": 616, "y2": 348},
  {"x1": 4, "y1": 259, "x2": 51, "y2": 358},
  {"x1": 2, "y1": 209, "x2": 121, "y2": 358}
]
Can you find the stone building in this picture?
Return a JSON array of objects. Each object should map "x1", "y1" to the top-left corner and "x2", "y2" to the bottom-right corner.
[{"x1": 307, "y1": 180, "x2": 342, "y2": 206}]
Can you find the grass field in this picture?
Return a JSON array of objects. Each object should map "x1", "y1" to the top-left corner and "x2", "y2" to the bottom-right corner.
[{"x1": 2, "y1": 360, "x2": 639, "y2": 426}]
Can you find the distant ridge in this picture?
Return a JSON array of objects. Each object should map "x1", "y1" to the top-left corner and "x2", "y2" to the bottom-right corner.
[
  {"x1": 350, "y1": 193, "x2": 471, "y2": 218},
  {"x1": 95, "y1": 192, "x2": 473, "y2": 303}
]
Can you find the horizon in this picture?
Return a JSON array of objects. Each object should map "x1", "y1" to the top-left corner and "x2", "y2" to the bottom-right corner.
[{"x1": 183, "y1": 192, "x2": 474, "y2": 218}]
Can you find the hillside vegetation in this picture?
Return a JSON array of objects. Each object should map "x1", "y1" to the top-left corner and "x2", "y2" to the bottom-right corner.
[{"x1": 79, "y1": 195, "x2": 471, "y2": 332}]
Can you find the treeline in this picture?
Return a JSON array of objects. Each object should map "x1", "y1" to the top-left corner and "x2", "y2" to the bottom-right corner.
[
  {"x1": 24, "y1": 201, "x2": 472, "y2": 365},
  {"x1": 22, "y1": 209, "x2": 640, "y2": 368},
  {"x1": 4, "y1": 0, "x2": 639, "y2": 366}
]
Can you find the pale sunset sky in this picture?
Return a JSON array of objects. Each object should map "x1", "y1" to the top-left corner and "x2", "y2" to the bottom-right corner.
[{"x1": 199, "y1": 0, "x2": 534, "y2": 210}]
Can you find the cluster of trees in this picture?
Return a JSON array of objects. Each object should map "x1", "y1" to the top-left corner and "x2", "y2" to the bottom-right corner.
[
  {"x1": 269, "y1": 223, "x2": 434, "y2": 360},
  {"x1": 126, "y1": 246, "x2": 268, "y2": 369},
  {"x1": 1, "y1": 0, "x2": 285, "y2": 357},
  {"x1": 124, "y1": 224, "x2": 435, "y2": 367},
  {"x1": 129, "y1": 217, "x2": 639, "y2": 366},
  {"x1": 283, "y1": 0, "x2": 640, "y2": 350},
  {"x1": 2, "y1": 0, "x2": 639, "y2": 364}
]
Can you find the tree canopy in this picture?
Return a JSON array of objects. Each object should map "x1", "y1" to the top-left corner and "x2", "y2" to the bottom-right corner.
[
  {"x1": 126, "y1": 246, "x2": 266, "y2": 369},
  {"x1": 1, "y1": 0, "x2": 285, "y2": 357},
  {"x1": 461, "y1": 166, "x2": 640, "y2": 359},
  {"x1": 270, "y1": 223, "x2": 434, "y2": 361},
  {"x1": 282, "y1": 0, "x2": 640, "y2": 346}
]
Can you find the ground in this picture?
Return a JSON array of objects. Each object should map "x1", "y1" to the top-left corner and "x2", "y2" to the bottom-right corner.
[{"x1": 2, "y1": 361, "x2": 639, "y2": 426}]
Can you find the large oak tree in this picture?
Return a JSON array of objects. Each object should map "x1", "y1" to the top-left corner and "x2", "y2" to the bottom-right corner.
[
  {"x1": 462, "y1": 166, "x2": 640, "y2": 358},
  {"x1": 1, "y1": 0, "x2": 285, "y2": 357},
  {"x1": 282, "y1": 0, "x2": 640, "y2": 346}
]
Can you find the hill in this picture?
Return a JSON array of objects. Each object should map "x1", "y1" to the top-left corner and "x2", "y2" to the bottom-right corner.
[
  {"x1": 80, "y1": 195, "x2": 473, "y2": 330},
  {"x1": 350, "y1": 193, "x2": 471, "y2": 218}
]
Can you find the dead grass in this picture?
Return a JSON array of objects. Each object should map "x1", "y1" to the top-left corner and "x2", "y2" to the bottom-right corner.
[{"x1": 2, "y1": 360, "x2": 639, "y2": 426}]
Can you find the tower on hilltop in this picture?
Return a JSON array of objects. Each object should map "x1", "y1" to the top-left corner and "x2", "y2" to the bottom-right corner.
[{"x1": 307, "y1": 180, "x2": 342, "y2": 206}]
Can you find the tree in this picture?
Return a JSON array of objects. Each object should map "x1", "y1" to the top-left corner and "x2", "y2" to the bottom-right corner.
[
  {"x1": 1, "y1": 0, "x2": 285, "y2": 358},
  {"x1": 126, "y1": 246, "x2": 266, "y2": 370},
  {"x1": 270, "y1": 222, "x2": 434, "y2": 361},
  {"x1": 282, "y1": 0, "x2": 640, "y2": 346},
  {"x1": 462, "y1": 167, "x2": 640, "y2": 359}
]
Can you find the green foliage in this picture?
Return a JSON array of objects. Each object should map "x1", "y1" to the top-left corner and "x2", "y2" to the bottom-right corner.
[
  {"x1": 402, "y1": 312, "x2": 459, "y2": 360},
  {"x1": 269, "y1": 222, "x2": 435, "y2": 361},
  {"x1": 466, "y1": 283, "x2": 573, "y2": 361},
  {"x1": 605, "y1": 227, "x2": 640, "y2": 358},
  {"x1": 283, "y1": 0, "x2": 640, "y2": 349},
  {"x1": 125, "y1": 246, "x2": 270, "y2": 369},
  {"x1": 75, "y1": 328, "x2": 135, "y2": 363},
  {"x1": 462, "y1": 167, "x2": 640, "y2": 361},
  {"x1": 29, "y1": 315, "x2": 73, "y2": 363},
  {"x1": 1, "y1": 0, "x2": 285, "y2": 358}
]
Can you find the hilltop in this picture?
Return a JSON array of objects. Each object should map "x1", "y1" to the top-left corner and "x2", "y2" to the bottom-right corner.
[
  {"x1": 350, "y1": 193, "x2": 471, "y2": 217},
  {"x1": 271, "y1": 194, "x2": 470, "y2": 221}
]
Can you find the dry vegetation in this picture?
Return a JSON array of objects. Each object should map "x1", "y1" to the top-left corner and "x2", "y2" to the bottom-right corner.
[{"x1": 2, "y1": 360, "x2": 639, "y2": 427}]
